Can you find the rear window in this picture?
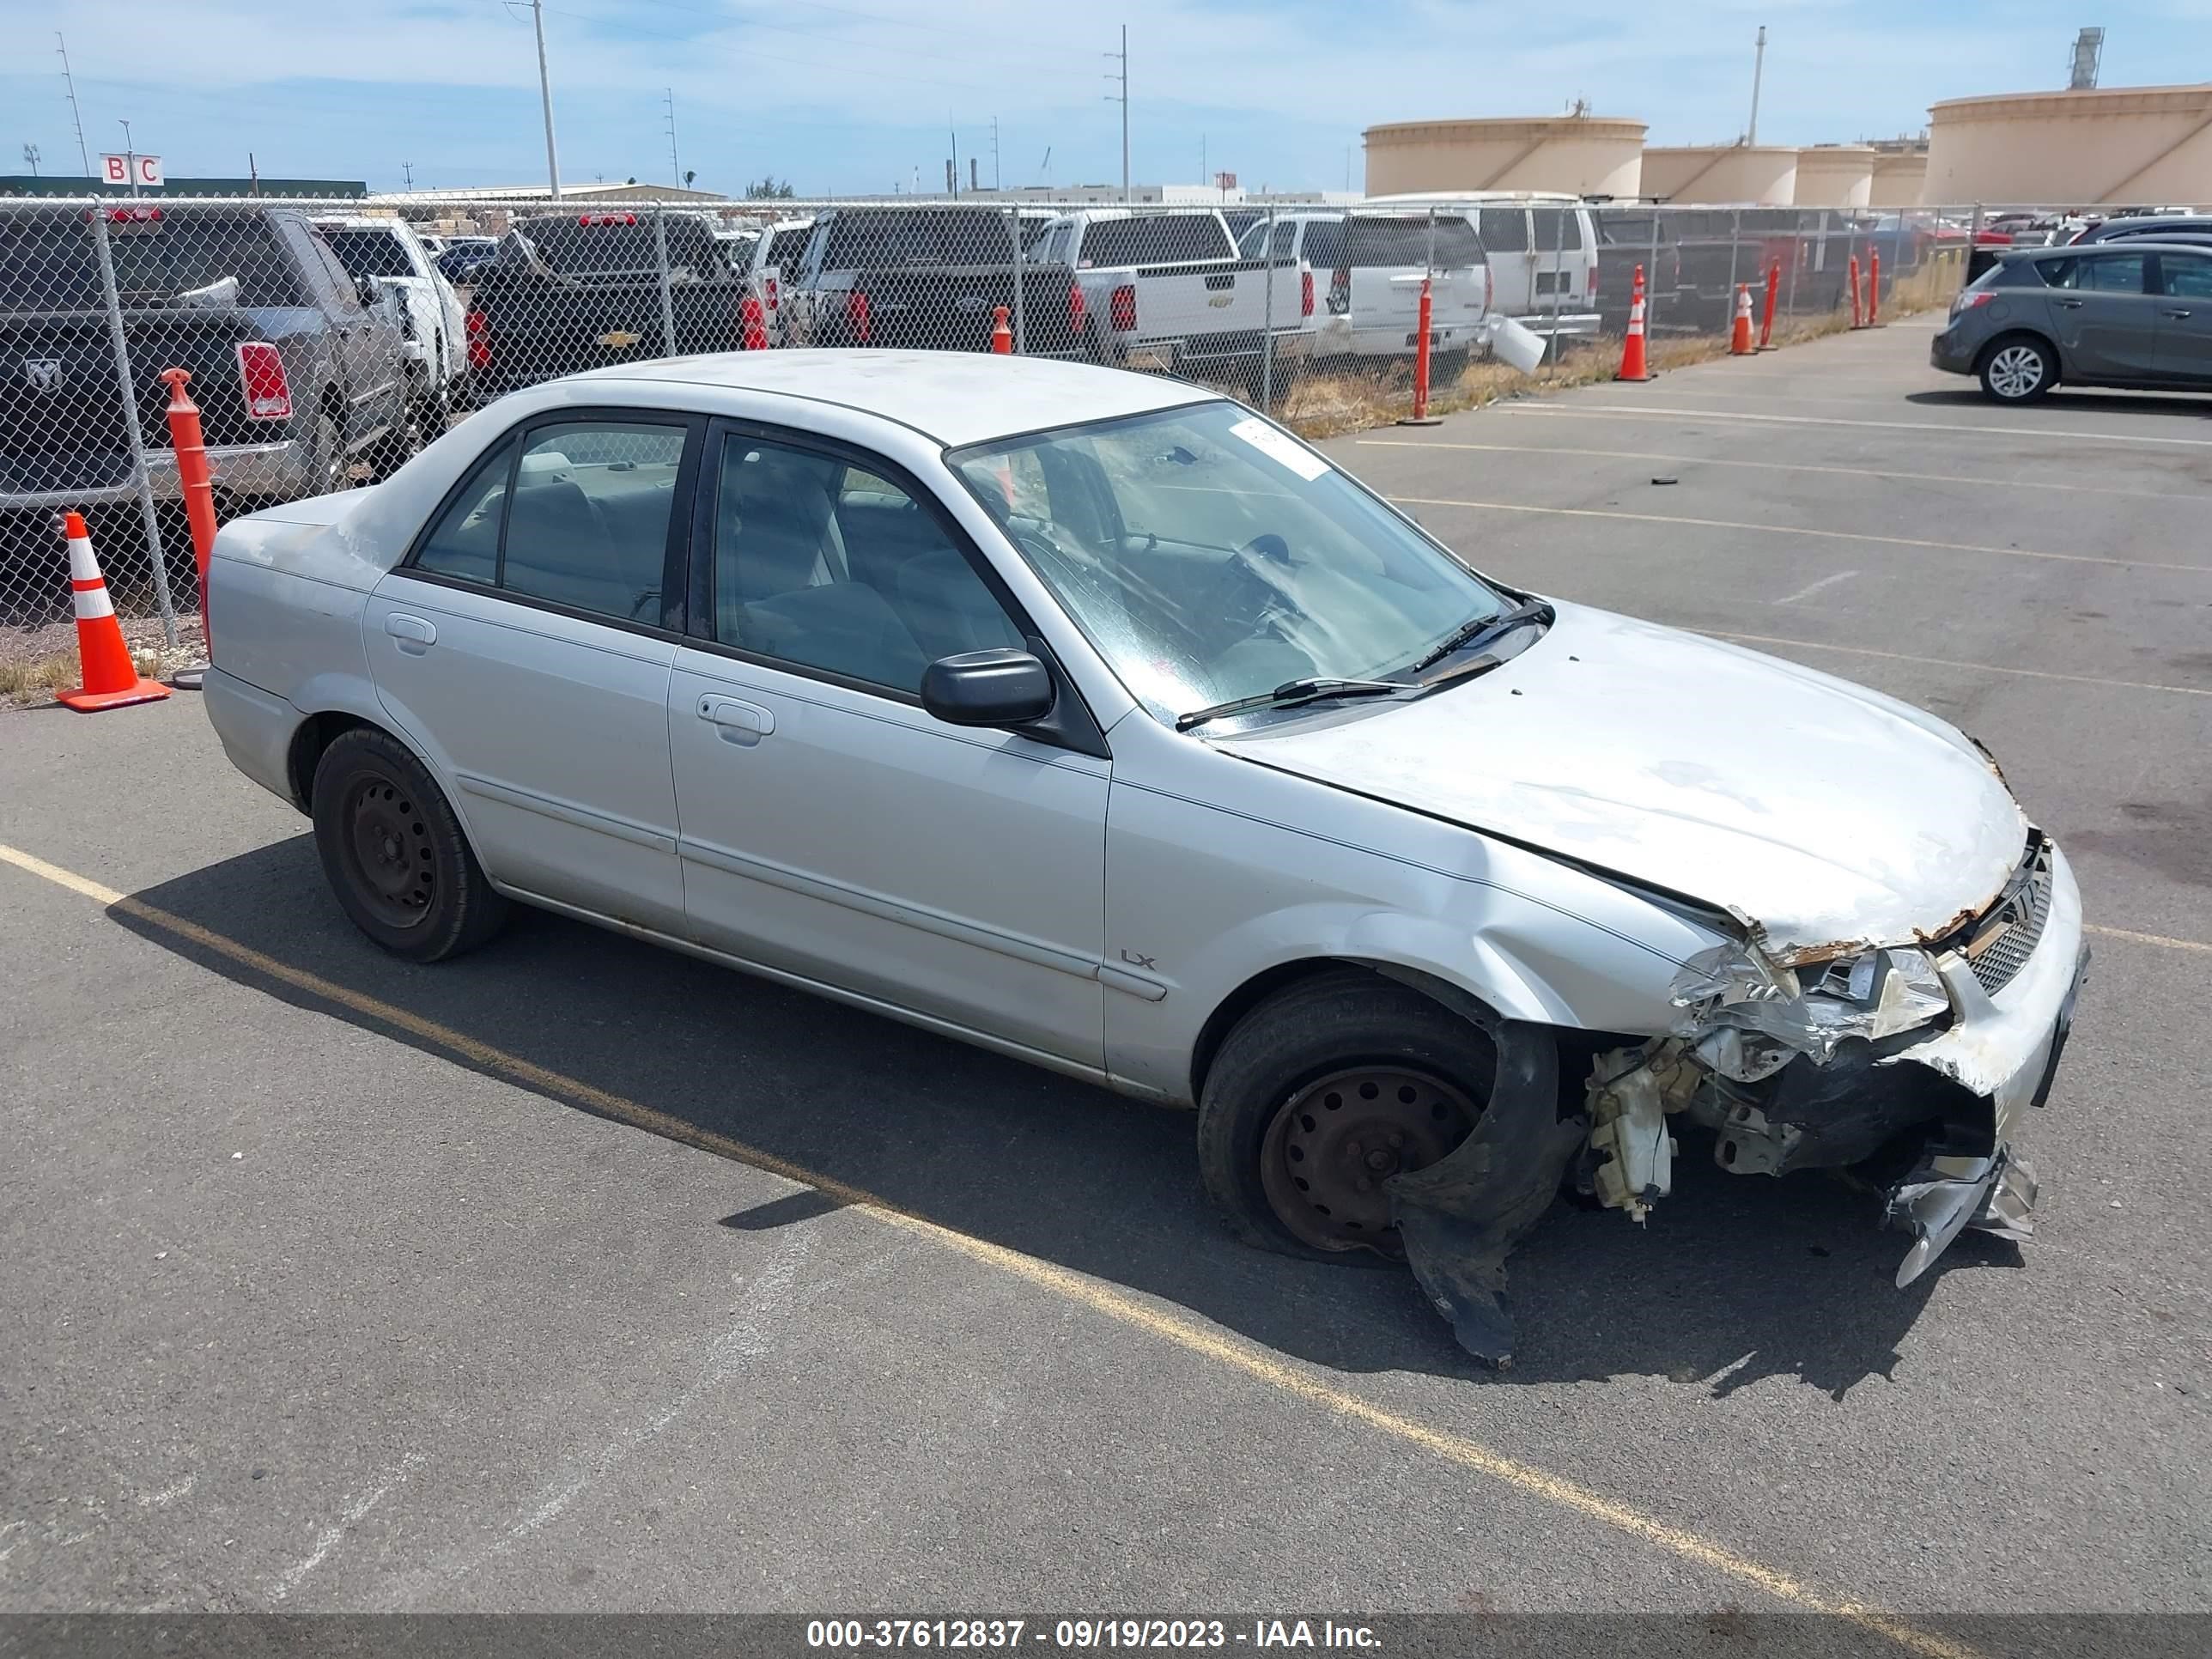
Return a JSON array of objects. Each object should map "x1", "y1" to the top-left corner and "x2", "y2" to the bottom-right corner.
[
  {"x1": 318, "y1": 228, "x2": 416, "y2": 280},
  {"x1": 0, "y1": 210, "x2": 306, "y2": 310},
  {"x1": 1339, "y1": 215, "x2": 1484, "y2": 268},
  {"x1": 766, "y1": 226, "x2": 812, "y2": 267},
  {"x1": 515, "y1": 215, "x2": 723, "y2": 277},
  {"x1": 1079, "y1": 215, "x2": 1232, "y2": 267},
  {"x1": 1531, "y1": 208, "x2": 1584, "y2": 252},
  {"x1": 820, "y1": 210, "x2": 1012, "y2": 269}
]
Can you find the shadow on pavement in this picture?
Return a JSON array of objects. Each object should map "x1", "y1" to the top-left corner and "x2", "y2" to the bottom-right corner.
[
  {"x1": 1903, "y1": 387, "x2": 2212, "y2": 418},
  {"x1": 112, "y1": 831, "x2": 1995, "y2": 1399}
]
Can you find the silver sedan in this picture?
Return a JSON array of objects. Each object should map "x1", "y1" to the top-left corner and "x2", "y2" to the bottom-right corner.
[{"x1": 203, "y1": 351, "x2": 2086, "y2": 1361}]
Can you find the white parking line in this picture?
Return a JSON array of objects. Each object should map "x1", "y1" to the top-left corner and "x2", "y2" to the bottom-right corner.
[
  {"x1": 1497, "y1": 403, "x2": 2212, "y2": 449},
  {"x1": 1388, "y1": 495, "x2": 2212, "y2": 574},
  {"x1": 1706, "y1": 629, "x2": 2212, "y2": 699},
  {"x1": 1352, "y1": 439, "x2": 2210, "y2": 502},
  {"x1": 1774, "y1": 571, "x2": 1858, "y2": 605}
]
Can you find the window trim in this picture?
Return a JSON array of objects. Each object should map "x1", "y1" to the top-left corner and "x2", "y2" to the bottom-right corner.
[
  {"x1": 395, "y1": 404, "x2": 706, "y2": 641},
  {"x1": 687, "y1": 415, "x2": 1109, "y2": 757}
]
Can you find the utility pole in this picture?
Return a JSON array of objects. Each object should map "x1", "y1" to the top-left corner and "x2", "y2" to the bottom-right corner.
[
  {"x1": 118, "y1": 118, "x2": 137, "y2": 199},
  {"x1": 21, "y1": 143, "x2": 40, "y2": 178},
  {"x1": 1747, "y1": 25, "x2": 1766, "y2": 146},
  {"x1": 991, "y1": 116, "x2": 1000, "y2": 191},
  {"x1": 56, "y1": 33, "x2": 91, "y2": 176},
  {"x1": 401, "y1": 159, "x2": 414, "y2": 190},
  {"x1": 532, "y1": 0, "x2": 562, "y2": 201},
  {"x1": 664, "y1": 88, "x2": 680, "y2": 186},
  {"x1": 1104, "y1": 25, "x2": 1128, "y2": 202}
]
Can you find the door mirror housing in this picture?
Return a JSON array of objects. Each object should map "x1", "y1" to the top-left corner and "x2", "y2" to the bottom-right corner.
[{"x1": 921, "y1": 649, "x2": 1054, "y2": 728}]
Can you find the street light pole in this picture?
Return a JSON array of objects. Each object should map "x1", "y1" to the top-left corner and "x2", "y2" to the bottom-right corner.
[
  {"x1": 118, "y1": 118, "x2": 137, "y2": 199},
  {"x1": 532, "y1": 0, "x2": 562, "y2": 202},
  {"x1": 1747, "y1": 25, "x2": 1767, "y2": 147}
]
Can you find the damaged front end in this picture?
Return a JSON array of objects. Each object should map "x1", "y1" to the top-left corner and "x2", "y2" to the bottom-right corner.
[{"x1": 1386, "y1": 834, "x2": 2087, "y2": 1366}]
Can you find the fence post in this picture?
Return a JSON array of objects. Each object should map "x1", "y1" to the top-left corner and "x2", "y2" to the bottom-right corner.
[
  {"x1": 1007, "y1": 206, "x2": 1028, "y2": 354},
  {"x1": 1259, "y1": 205, "x2": 1277, "y2": 416},
  {"x1": 88, "y1": 209, "x2": 178, "y2": 647},
  {"x1": 1646, "y1": 208, "x2": 1662, "y2": 335},
  {"x1": 1966, "y1": 203, "x2": 1984, "y2": 293},
  {"x1": 1785, "y1": 209, "x2": 1803, "y2": 320},
  {"x1": 652, "y1": 207, "x2": 678, "y2": 357},
  {"x1": 1723, "y1": 206, "x2": 1743, "y2": 340}
]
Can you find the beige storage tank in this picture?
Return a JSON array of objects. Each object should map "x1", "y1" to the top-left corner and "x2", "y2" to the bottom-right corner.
[
  {"x1": 1924, "y1": 83, "x2": 2212, "y2": 204},
  {"x1": 1795, "y1": 145, "x2": 1876, "y2": 208},
  {"x1": 1363, "y1": 116, "x2": 1647, "y2": 198},
  {"x1": 1869, "y1": 145, "x2": 1929, "y2": 207},
  {"x1": 1639, "y1": 144, "x2": 1799, "y2": 205}
]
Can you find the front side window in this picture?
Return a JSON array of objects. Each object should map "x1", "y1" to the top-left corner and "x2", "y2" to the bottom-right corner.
[
  {"x1": 948, "y1": 402, "x2": 1514, "y2": 724},
  {"x1": 712, "y1": 436, "x2": 1020, "y2": 694}
]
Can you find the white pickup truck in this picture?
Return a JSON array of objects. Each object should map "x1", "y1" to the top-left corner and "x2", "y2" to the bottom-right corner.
[
  {"x1": 312, "y1": 216, "x2": 471, "y2": 416},
  {"x1": 1240, "y1": 210, "x2": 1492, "y2": 378},
  {"x1": 1031, "y1": 208, "x2": 1313, "y2": 377}
]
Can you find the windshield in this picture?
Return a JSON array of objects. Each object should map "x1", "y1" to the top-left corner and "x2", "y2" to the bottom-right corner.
[{"x1": 947, "y1": 402, "x2": 1515, "y2": 725}]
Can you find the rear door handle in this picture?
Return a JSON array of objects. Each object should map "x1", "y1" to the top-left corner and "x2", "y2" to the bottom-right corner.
[
  {"x1": 698, "y1": 694, "x2": 775, "y2": 745},
  {"x1": 383, "y1": 613, "x2": 435, "y2": 653},
  {"x1": 2162, "y1": 307, "x2": 2193, "y2": 319},
  {"x1": 2054, "y1": 298, "x2": 2084, "y2": 309}
]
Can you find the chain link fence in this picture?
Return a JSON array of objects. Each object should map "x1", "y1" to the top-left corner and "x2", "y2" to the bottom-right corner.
[{"x1": 3, "y1": 190, "x2": 2131, "y2": 654}]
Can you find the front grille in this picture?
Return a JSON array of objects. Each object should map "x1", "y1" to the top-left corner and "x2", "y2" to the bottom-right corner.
[{"x1": 1966, "y1": 853, "x2": 2053, "y2": 997}]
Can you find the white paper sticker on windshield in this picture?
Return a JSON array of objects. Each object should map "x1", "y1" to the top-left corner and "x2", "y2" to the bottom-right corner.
[{"x1": 1227, "y1": 416, "x2": 1330, "y2": 482}]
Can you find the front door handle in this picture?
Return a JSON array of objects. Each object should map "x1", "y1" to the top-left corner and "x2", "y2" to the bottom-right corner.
[
  {"x1": 2053, "y1": 298, "x2": 2084, "y2": 309},
  {"x1": 2162, "y1": 307, "x2": 2193, "y2": 319},
  {"x1": 383, "y1": 613, "x2": 436, "y2": 653},
  {"x1": 698, "y1": 694, "x2": 775, "y2": 745}
]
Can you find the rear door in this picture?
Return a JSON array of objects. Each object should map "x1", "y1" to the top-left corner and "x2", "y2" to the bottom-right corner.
[
  {"x1": 365, "y1": 410, "x2": 701, "y2": 933},
  {"x1": 2045, "y1": 250, "x2": 2160, "y2": 378},
  {"x1": 2149, "y1": 249, "x2": 2212, "y2": 386}
]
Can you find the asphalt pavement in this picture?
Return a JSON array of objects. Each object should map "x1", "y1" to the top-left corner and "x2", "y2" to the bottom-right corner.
[{"x1": 3, "y1": 318, "x2": 2208, "y2": 1639}]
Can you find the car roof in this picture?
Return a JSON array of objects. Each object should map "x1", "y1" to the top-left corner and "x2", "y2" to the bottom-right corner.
[{"x1": 571, "y1": 350, "x2": 1217, "y2": 447}]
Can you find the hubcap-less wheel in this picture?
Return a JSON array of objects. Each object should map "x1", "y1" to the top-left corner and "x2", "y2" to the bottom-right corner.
[
  {"x1": 1986, "y1": 344, "x2": 2045, "y2": 399},
  {"x1": 343, "y1": 775, "x2": 434, "y2": 927},
  {"x1": 1259, "y1": 1066, "x2": 1479, "y2": 1255}
]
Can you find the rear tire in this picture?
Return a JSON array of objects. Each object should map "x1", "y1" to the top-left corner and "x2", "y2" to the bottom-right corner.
[
  {"x1": 1196, "y1": 969, "x2": 1504, "y2": 1264},
  {"x1": 1978, "y1": 336, "x2": 2056, "y2": 403},
  {"x1": 311, "y1": 726, "x2": 508, "y2": 963}
]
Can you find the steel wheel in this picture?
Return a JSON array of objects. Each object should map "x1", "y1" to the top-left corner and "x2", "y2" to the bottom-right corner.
[
  {"x1": 1983, "y1": 343, "x2": 2048, "y2": 401},
  {"x1": 1258, "y1": 1066, "x2": 1480, "y2": 1255},
  {"x1": 341, "y1": 773, "x2": 435, "y2": 929}
]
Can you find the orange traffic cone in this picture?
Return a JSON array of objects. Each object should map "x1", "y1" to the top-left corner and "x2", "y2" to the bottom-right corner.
[
  {"x1": 738, "y1": 293, "x2": 769, "y2": 350},
  {"x1": 1615, "y1": 269, "x2": 1653, "y2": 383},
  {"x1": 989, "y1": 304, "x2": 1012, "y2": 355},
  {"x1": 56, "y1": 511, "x2": 169, "y2": 713},
  {"x1": 1730, "y1": 284, "x2": 1754, "y2": 355}
]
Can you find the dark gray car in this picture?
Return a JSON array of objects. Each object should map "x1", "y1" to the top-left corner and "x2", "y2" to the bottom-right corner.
[{"x1": 1929, "y1": 241, "x2": 2212, "y2": 402}]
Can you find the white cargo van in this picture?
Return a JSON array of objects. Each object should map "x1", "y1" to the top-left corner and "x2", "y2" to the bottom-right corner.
[
  {"x1": 1239, "y1": 210, "x2": 1491, "y2": 375},
  {"x1": 1367, "y1": 191, "x2": 1600, "y2": 340}
]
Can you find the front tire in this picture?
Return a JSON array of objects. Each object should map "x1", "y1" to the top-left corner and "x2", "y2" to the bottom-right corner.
[
  {"x1": 311, "y1": 726, "x2": 507, "y2": 962},
  {"x1": 1196, "y1": 969, "x2": 1499, "y2": 1263},
  {"x1": 1978, "y1": 336, "x2": 2056, "y2": 403}
]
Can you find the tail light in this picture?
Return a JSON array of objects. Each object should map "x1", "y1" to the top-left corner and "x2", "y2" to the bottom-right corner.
[
  {"x1": 577, "y1": 212, "x2": 638, "y2": 227},
  {"x1": 1587, "y1": 262, "x2": 1599, "y2": 297},
  {"x1": 465, "y1": 308, "x2": 490, "y2": 370},
  {"x1": 766, "y1": 274, "x2": 780, "y2": 312},
  {"x1": 847, "y1": 288, "x2": 872, "y2": 344},
  {"x1": 1301, "y1": 269, "x2": 1315, "y2": 317},
  {"x1": 1328, "y1": 266, "x2": 1351, "y2": 316},
  {"x1": 234, "y1": 343, "x2": 293, "y2": 421},
  {"x1": 1109, "y1": 283, "x2": 1135, "y2": 333},
  {"x1": 1069, "y1": 280, "x2": 1088, "y2": 333}
]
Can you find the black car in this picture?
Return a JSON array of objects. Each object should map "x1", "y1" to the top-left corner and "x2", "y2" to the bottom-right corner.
[
  {"x1": 2069, "y1": 214, "x2": 2212, "y2": 251},
  {"x1": 1929, "y1": 241, "x2": 2212, "y2": 402}
]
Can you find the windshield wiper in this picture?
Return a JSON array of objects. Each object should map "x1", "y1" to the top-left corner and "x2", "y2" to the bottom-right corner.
[
  {"x1": 1405, "y1": 599, "x2": 1555, "y2": 678},
  {"x1": 1176, "y1": 677, "x2": 1412, "y2": 732}
]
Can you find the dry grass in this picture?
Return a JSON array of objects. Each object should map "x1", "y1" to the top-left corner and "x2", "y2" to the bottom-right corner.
[
  {"x1": 1273, "y1": 262, "x2": 1959, "y2": 442},
  {"x1": 0, "y1": 614, "x2": 203, "y2": 708}
]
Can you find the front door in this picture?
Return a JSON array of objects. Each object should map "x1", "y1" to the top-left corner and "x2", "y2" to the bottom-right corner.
[
  {"x1": 366, "y1": 410, "x2": 698, "y2": 934},
  {"x1": 2150, "y1": 249, "x2": 2212, "y2": 386},
  {"x1": 666, "y1": 422, "x2": 1108, "y2": 1070},
  {"x1": 2047, "y1": 249, "x2": 2161, "y2": 379}
]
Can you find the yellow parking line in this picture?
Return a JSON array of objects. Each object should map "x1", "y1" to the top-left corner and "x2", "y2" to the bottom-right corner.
[
  {"x1": 1706, "y1": 629, "x2": 2212, "y2": 700},
  {"x1": 1497, "y1": 402, "x2": 2212, "y2": 449},
  {"x1": 1354, "y1": 439, "x2": 2210, "y2": 502},
  {"x1": 1389, "y1": 495, "x2": 2212, "y2": 574},
  {"x1": 0, "y1": 836, "x2": 1972, "y2": 1658}
]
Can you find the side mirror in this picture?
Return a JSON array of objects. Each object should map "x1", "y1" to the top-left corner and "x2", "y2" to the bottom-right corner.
[
  {"x1": 921, "y1": 649, "x2": 1054, "y2": 728},
  {"x1": 355, "y1": 274, "x2": 380, "y2": 307}
]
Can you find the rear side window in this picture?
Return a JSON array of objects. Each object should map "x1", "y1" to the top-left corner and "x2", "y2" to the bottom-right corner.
[
  {"x1": 1480, "y1": 209, "x2": 1529, "y2": 252},
  {"x1": 1301, "y1": 221, "x2": 1346, "y2": 270},
  {"x1": 1340, "y1": 216, "x2": 1485, "y2": 268},
  {"x1": 414, "y1": 441, "x2": 514, "y2": 585},
  {"x1": 1531, "y1": 209, "x2": 1585, "y2": 252},
  {"x1": 2160, "y1": 253, "x2": 2212, "y2": 300},
  {"x1": 2051, "y1": 253, "x2": 2148, "y2": 294}
]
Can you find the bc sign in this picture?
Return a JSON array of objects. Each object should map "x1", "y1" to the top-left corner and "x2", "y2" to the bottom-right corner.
[{"x1": 100, "y1": 153, "x2": 164, "y2": 189}]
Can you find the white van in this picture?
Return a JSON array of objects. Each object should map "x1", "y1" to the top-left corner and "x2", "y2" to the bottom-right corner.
[
  {"x1": 1238, "y1": 210, "x2": 1490, "y2": 374},
  {"x1": 1366, "y1": 191, "x2": 1600, "y2": 339}
]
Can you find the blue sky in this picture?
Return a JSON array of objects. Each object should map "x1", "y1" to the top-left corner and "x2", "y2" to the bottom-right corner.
[{"x1": 8, "y1": 0, "x2": 2211, "y2": 196}]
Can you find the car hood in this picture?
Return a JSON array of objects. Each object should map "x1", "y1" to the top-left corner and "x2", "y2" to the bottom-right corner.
[{"x1": 1212, "y1": 600, "x2": 2027, "y2": 958}]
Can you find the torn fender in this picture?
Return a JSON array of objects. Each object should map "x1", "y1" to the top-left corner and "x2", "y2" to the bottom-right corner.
[{"x1": 1386, "y1": 1021, "x2": 1582, "y2": 1367}]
